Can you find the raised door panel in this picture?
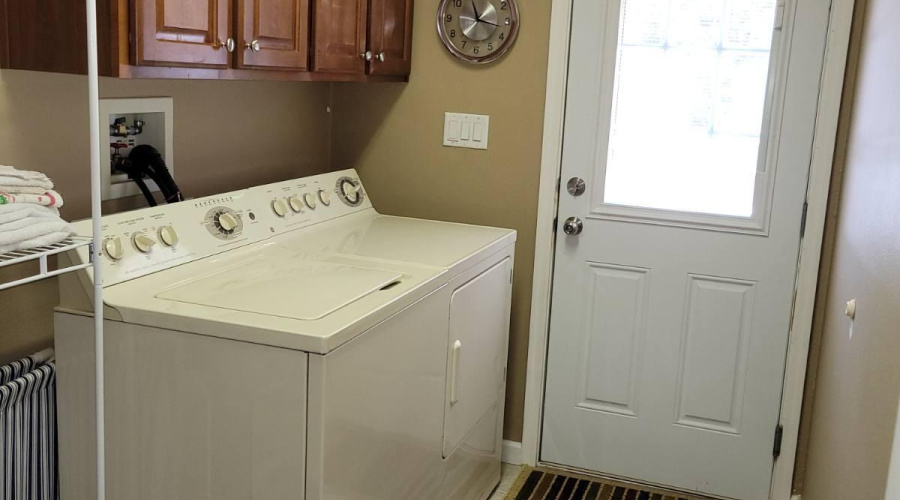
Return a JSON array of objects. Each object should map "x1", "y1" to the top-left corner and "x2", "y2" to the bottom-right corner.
[
  {"x1": 367, "y1": 0, "x2": 413, "y2": 76},
  {"x1": 237, "y1": 0, "x2": 309, "y2": 69},
  {"x1": 135, "y1": 0, "x2": 231, "y2": 67},
  {"x1": 312, "y1": 0, "x2": 367, "y2": 73}
]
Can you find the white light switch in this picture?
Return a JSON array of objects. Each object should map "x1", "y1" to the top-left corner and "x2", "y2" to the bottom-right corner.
[
  {"x1": 461, "y1": 122, "x2": 472, "y2": 140},
  {"x1": 444, "y1": 112, "x2": 489, "y2": 150}
]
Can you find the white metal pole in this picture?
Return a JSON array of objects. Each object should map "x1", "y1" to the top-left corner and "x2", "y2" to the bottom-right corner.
[{"x1": 84, "y1": 0, "x2": 105, "y2": 496}]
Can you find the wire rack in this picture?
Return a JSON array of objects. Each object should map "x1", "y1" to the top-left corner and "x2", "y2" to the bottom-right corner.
[{"x1": 0, "y1": 236, "x2": 93, "y2": 291}]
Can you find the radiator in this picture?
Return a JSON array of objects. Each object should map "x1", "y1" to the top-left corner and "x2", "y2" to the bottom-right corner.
[{"x1": 0, "y1": 351, "x2": 57, "y2": 500}]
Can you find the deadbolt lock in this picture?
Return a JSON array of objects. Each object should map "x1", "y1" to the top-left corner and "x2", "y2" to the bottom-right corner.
[{"x1": 567, "y1": 177, "x2": 586, "y2": 196}]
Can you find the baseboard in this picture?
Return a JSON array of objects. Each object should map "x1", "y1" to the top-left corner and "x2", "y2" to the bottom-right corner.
[{"x1": 502, "y1": 440, "x2": 523, "y2": 465}]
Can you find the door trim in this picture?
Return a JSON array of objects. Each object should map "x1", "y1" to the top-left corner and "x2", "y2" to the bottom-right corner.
[{"x1": 521, "y1": 0, "x2": 857, "y2": 498}]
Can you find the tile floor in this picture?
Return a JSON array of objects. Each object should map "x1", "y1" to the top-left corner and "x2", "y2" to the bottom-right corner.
[{"x1": 488, "y1": 464, "x2": 523, "y2": 500}]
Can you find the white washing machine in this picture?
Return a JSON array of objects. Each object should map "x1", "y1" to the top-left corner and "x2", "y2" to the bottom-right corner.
[{"x1": 55, "y1": 169, "x2": 516, "y2": 500}]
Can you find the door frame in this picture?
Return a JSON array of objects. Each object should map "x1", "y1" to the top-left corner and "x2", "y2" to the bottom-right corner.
[{"x1": 520, "y1": 0, "x2": 857, "y2": 497}]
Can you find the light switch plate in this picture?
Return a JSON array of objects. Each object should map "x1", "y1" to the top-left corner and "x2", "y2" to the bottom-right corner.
[{"x1": 444, "y1": 112, "x2": 489, "y2": 150}]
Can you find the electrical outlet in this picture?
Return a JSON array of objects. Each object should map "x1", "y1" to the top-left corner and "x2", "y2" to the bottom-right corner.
[{"x1": 443, "y1": 112, "x2": 489, "y2": 150}]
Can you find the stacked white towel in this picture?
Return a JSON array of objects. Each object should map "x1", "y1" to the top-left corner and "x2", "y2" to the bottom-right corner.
[
  {"x1": 0, "y1": 166, "x2": 73, "y2": 254},
  {"x1": 0, "y1": 165, "x2": 65, "y2": 207}
]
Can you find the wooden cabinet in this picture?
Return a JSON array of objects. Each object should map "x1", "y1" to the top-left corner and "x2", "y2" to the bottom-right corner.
[
  {"x1": 0, "y1": 0, "x2": 412, "y2": 82},
  {"x1": 134, "y1": 0, "x2": 231, "y2": 68},
  {"x1": 366, "y1": 0, "x2": 414, "y2": 76},
  {"x1": 312, "y1": 0, "x2": 368, "y2": 73},
  {"x1": 236, "y1": 0, "x2": 309, "y2": 70},
  {"x1": 311, "y1": 0, "x2": 414, "y2": 76}
]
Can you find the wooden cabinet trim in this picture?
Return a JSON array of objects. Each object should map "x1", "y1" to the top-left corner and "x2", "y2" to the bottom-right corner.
[
  {"x1": 0, "y1": 0, "x2": 9, "y2": 69},
  {"x1": 119, "y1": 63, "x2": 406, "y2": 81}
]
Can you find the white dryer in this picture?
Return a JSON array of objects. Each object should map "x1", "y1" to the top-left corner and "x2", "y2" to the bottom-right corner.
[{"x1": 55, "y1": 169, "x2": 516, "y2": 500}]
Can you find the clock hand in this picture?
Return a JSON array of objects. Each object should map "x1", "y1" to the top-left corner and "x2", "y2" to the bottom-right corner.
[
  {"x1": 471, "y1": 0, "x2": 481, "y2": 21},
  {"x1": 480, "y1": 18, "x2": 499, "y2": 27}
]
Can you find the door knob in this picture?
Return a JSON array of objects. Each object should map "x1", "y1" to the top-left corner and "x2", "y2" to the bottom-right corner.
[
  {"x1": 562, "y1": 217, "x2": 583, "y2": 236},
  {"x1": 374, "y1": 52, "x2": 386, "y2": 62},
  {"x1": 361, "y1": 51, "x2": 373, "y2": 61},
  {"x1": 218, "y1": 38, "x2": 236, "y2": 52},
  {"x1": 245, "y1": 40, "x2": 261, "y2": 52}
]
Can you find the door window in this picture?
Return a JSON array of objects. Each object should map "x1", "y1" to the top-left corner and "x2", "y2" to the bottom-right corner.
[{"x1": 599, "y1": 0, "x2": 782, "y2": 226}]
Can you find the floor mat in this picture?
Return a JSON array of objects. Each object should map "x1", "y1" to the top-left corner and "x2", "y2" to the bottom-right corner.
[{"x1": 504, "y1": 467, "x2": 707, "y2": 500}]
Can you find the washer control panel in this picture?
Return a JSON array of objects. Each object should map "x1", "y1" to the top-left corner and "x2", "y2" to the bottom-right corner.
[{"x1": 67, "y1": 169, "x2": 372, "y2": 287}]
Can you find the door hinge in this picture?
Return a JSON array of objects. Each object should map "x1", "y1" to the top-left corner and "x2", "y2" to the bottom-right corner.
[
  {"x1": 799, "y1": 201, "x2": 809, "y2": 238},
  {"x1": 773, "y1": 424, "x2": 784, "y2": 458}
]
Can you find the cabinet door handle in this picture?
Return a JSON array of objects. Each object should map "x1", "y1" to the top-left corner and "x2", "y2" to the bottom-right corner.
[
  {"x1": 218, "y1": 38, "x2": 236, "y2": 52},
  {"x1": 245, "y1": 40, "x2": 261, "y2": 52},
  {"x1": 360, "y1": 51, "x2": 373, "y2": 61},
  {"x1": 450, "y1": 340, "x2": 462, "y2": 406}
]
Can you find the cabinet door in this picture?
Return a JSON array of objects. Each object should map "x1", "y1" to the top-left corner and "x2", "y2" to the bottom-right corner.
[
  {"x1": 236, "y1": 0, "x2": 309, "y2": 70},
  {"x1": 134, "y1": 0, "x2": 231, "y2": 67},
  {"x1": 366, "y1": 0, "x2": 413, "y2": 76},
  {"x1": 311, "y1": 0, "x2": 367, "y2": 73}
]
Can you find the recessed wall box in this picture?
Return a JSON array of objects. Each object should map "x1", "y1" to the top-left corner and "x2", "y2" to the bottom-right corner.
[{"x1": 100, "y1": 97, "x2": 174, "y2": 201}]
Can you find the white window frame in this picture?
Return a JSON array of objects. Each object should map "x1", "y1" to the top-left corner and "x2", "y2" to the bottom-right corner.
[
  {"x1": 518, "y1": 0, "x2": 856, "y2": 498},
  {"x1": 587, "y1": 0, "x2": 793, "y2": 235}
]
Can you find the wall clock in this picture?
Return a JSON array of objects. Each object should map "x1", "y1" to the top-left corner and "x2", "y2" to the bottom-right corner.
[{"x1": 437, "y1": 0, "x2": 520, "y2": 64}]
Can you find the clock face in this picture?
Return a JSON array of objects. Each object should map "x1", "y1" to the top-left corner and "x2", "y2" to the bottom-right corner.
[{"x1": 437, "y1": 0, "x2": 520, "y2": 64}]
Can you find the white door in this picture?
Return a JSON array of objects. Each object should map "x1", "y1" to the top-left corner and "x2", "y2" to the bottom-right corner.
[{"x1": 541, "y1": 0, "x2": 831, "y2": 497}]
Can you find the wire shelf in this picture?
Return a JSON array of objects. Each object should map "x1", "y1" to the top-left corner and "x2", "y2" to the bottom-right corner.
[{"x1": 0, "y1": 236, "x2": 93, "y2": 291}]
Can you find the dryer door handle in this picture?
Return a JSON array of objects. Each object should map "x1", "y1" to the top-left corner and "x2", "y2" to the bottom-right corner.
[{"x1": 450, "y1": 340, "x2": 462, "y2": 405}]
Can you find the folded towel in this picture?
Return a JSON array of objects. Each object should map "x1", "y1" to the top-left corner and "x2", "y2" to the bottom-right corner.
[
  {"x1": 0, "y1": 216, "x2": 73, "y2": 253},
  {"x1": 0, "y1": 165, "x2": 54, "y2": 190},
  {"x1": 0, "y1": 185, "x2": 50, "y2": 195},
  {"x1": 0, "y1": 231, "x2": 72, "y2": 254},
  {"x1": 0, "y1": 190, "x2": 64, "y2": 207},
  {"x1": 0, "y1": 204, "x2": 60, "y2": 225}
]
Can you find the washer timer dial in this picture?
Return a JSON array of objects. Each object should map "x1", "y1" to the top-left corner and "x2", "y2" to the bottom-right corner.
[
  {"x1": 204, "y1": 207, "x2": 244, "y2": 240},
  {"x1": 336, "y1": 177, "x2": 365, "y2": 207}
]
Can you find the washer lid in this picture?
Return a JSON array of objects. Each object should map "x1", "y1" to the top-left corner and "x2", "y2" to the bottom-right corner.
[{"x1": 156, "y1": 255, "x2": 403, "y2": 321}]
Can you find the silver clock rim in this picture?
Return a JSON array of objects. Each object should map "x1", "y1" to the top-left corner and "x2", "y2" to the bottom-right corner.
[{"x1": 435, "y1": 0, "x2": 520, "y2": 65}]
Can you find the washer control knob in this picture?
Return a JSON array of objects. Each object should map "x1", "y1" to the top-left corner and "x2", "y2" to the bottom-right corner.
[
  {"x1": 303, "y1": 192, "x2": 317, "y2": 210},
  {"x1": 318, "y1": 189, "x2": 331, "y2": 206},
  {"x1": 340, "y1": 179, "x2": 362, "y2": 205},
  {"x1": 157, "y1": 226, "x2": 179, "y2": 247},
  {"x1": 103, "y1": 237, "x2": 124, "y2": 261},
  {"x1": 217, "y1": 212, "x2": 238, "y2": 232},
  {"x1": 132, "y1": 232, "x2": 157, "y2": 253},
  {"x1": 288, "y1": 196, "x2": 304, "y2": 213},
  {"x1": 272, "y1": 199, "x2": 288, "y2": 217}
]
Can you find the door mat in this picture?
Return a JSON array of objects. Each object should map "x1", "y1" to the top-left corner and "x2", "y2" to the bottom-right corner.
[{"x1": 504, "y1": 467, "x2": 709, "y2": 500}]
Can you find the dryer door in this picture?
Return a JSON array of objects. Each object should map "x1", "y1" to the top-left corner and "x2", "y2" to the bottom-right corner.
[{"x1": 442, "y1": 258, "x2": 513, "y2": 458}]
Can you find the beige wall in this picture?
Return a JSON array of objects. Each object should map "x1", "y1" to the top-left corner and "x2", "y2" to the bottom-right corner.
[
  {"x1": 0, "y1": 69, "x2": 332, "y2": 364},
  {"x1": 800, "y1": 0, "x2": 900, "y2": 495},
  {"x1": 331, "y1": 3, "x2": 551, "y2": 441}
]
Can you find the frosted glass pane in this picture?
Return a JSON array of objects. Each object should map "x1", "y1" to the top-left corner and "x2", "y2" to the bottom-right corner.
[{"x1": 604, "y1": 0, "x2": 777, "y2": 217}]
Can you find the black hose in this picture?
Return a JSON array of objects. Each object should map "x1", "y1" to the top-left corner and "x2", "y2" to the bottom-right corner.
[{"x1": 120, "y1": 145, "x2": 184, "y2": 206}]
